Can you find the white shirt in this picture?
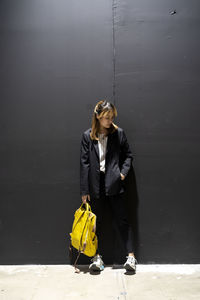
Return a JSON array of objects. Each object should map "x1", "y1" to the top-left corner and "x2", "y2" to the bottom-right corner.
[{"x1": 98, "y1": 133, "x2": 108, "y2": 173}]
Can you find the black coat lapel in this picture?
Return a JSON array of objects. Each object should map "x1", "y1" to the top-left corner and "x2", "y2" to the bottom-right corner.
[
  {"x1": 106, "y1": 133, "x2": 112, "y2": 156},
  {"x1": 93, "y1": 140, "x2": 100, "y2": 162}
]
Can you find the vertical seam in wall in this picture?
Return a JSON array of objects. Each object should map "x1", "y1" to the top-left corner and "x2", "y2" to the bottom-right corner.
[{"x1": 112, "y1": 0, "x2": 117, "y2": 105}]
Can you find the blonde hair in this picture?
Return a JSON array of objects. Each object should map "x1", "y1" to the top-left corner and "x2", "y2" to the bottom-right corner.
[{"x1": 90, "y1": 100, "x2": 118, "y2": 140}]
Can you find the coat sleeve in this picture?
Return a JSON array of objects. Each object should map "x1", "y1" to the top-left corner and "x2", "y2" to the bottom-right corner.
[
  {"x1": 120, "y1": 130, "x2": 134, "y2": 178},
  {"x1": 80, "y1": 132, "x2": 90, "y2": 196}
]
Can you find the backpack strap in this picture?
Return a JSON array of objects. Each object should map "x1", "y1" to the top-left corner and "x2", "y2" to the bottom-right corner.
[
  {"x1": 69, "y1": 241, "x2": 81, "y2": 273},
  {"x1": 74, "y1": 249, "x2": 81, "y2": 273}
]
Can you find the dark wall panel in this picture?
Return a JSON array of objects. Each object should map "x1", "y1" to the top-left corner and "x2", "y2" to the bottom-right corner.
[
  {"x1": 0, "y1": 0, "x2": 113, "y2": 264},
  {"x1": 115, "y1": 0, "x2": 200, "y2": 263}
]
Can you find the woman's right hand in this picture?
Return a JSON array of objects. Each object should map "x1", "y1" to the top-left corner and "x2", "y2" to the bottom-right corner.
[{"x1": 81, "y1": 194, "x2": 90, "y2": 204}]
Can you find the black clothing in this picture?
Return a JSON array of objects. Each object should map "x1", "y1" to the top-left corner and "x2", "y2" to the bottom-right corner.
[
  {"x1": 80, "y1": 127, "x2": 134, "y2": 199},
  {"x1": 91, "y1": 171, "x2": 134, "y2": 254}
]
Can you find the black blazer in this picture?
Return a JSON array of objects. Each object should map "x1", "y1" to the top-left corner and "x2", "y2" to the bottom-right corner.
[{"x1": 80, "y1": 127, "x2": 134, "y2": 199}]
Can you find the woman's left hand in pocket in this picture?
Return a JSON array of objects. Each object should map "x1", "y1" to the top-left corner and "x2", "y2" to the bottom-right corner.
[{"x1": 120, "y1": 173, "x2": 125, "y2": 180}]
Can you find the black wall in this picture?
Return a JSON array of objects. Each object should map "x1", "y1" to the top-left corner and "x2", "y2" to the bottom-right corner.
[{"x1": 0, "y1": 0, "x2": 199, "y2": 264}]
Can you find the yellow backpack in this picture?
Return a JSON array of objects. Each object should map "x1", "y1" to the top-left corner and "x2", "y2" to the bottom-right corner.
[{"x1": 69, "y1": 203, "x2": 98, "y2": 271}]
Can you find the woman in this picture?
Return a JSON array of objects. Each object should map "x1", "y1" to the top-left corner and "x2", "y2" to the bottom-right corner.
[{"x1": 80, "y1": 100, "x2": 137, "y2": 271}]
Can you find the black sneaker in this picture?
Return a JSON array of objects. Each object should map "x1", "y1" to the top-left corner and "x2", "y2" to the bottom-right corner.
[
  {"x1": 89, "y1": 254, "x2": 105, "y2": 271},
  {"x1": 124, "y1": 256, "x2": 137, "y2": 271}
]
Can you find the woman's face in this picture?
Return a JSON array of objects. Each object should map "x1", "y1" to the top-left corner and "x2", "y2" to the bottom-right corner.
[{"x1": 97, "y1": 111, "x2": 114, "y2": 129}]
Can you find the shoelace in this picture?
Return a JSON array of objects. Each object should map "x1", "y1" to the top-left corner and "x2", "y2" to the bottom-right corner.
[
  {"x1": 91, "y1": 255, "x2": 102, "y2": 263},
  {"x1": 126, "y1": 256, "x2": 137, "y2": 264}
]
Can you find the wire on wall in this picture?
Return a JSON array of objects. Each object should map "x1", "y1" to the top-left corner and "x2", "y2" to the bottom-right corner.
[{"x1": 112, "y1": 0, "x2": 117, "y2": 106}]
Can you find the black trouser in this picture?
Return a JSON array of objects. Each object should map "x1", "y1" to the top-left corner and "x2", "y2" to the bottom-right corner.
[{"x1": 91, "y1": 171, "x2": 134, "y2": 255}]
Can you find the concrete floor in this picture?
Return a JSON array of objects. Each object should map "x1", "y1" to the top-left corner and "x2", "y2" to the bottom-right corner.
[{"x1": 0, "y1": 265, "x2": 200, "y2": 300}]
